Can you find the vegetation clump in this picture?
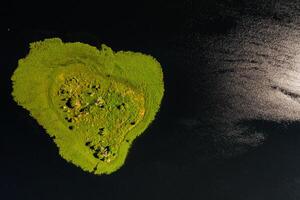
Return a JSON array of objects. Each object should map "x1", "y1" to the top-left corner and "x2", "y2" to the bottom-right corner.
[{"x1": 11, "y1": 38, "x2": 164, "y2": 174}]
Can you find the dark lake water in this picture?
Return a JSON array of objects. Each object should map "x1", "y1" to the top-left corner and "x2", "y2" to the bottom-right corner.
[{"x1": 2, "y1": 1, "x2": 300, "y2": 199}]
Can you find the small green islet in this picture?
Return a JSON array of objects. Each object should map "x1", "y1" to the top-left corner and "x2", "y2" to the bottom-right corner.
[{"x1": 11, "y1": 38, "x2": 164, "y2": 174}]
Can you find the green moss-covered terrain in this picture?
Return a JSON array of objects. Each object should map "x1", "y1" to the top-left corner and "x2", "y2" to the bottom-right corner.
[{"x1": 11, "y1": 38, "x2": 164, "y2": 174}]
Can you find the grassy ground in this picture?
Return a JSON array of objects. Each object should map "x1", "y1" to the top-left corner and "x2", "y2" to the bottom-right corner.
[{"x1": 11, "y1": 38, "x2": 164, "y2": 174}]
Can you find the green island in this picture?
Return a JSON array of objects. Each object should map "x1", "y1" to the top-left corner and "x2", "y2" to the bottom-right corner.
[{"x1": 11, "y1": 38, "x2": 164, "y2": 174}]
